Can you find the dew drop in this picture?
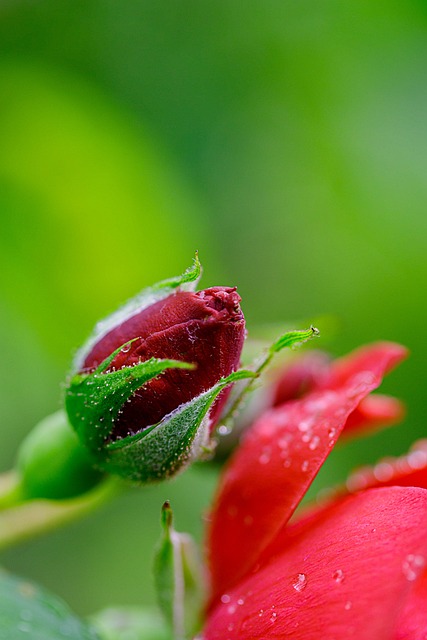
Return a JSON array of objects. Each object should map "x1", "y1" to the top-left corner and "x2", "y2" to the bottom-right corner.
[
  {"x1": 298, "y1": 418, "x2": 314, "y2": 432},
  {"x1": 17, "y1": 623, "x2": 31, "y2": 633},
  {"x1": 278, "y1": 436, "x2": 290, "y2": 450},
  {"x1": 344, "y1": 601, "x2": 352, "y2": 610},
  {"x1": 237, "y1": 598, "x2": 245, "y2": 606},
  {"x1": 218, "y1": 425, "x2": 231, "y2": 436},
  {"x1": 328, "y1": 427, "x2": 336, "y2": 440},
  {"x1": 227, "y1": 622, "x2": 235, "y2": 631},
  {"x1": 292, "y1": 573, "x2": 307, "y2": 592},
  {"x1": 121, "y1": 343, "x2": 132, "y2": 353},
  {"x1": 407, "y1": 450, "x2": 427, "y2": 470},
  {"x1": 270, "y1": 611, "x2": 278, "y2": 622},
  {"x1": 373, "y1": 461, "x2": 394, "y2": 482},
  {"x1": 259, "y1": 447, "x2": 271, "y2": 465},
  {"x1": 332, "y1": 569, "x2": 345, "y2": 584},
  {"x1": 402, "y1": 554, "x2": 426, "y2": 581},
  {"x1": 309, "y1": 435, "x2": 320, "y2": 450},
  {"x1": 258, "y1": 609, "x2": 264, "y2": 617},
  {"x1": 301, "y1": 460, "x2": 309, "y2": 472},
  {"x1": 221, "y1": 594, "x2": 231, "y2": 604},
  {"x1": 227, "y1": 604, "x2": 236, "y2": 614}
]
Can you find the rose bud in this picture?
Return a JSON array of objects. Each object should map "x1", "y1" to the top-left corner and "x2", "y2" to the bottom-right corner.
[{"x1": 65, "y1": 257, "x2": 249, "y2": 483}]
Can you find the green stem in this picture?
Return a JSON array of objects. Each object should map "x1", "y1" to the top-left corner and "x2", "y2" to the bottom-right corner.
[
  {"x1": 221, "y1": 326, "x2": 319, "y2": 425},
  {"x1": 0, "y1": 476, "x2": 123, "y2": 551},
  {"x1": 0, "y1": 472, "x2": 23, "y2": 511}
]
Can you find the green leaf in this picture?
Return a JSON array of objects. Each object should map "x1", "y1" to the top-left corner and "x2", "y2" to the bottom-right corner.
[
  {"x1": 66, "y1": 349, "x2": 194, "y2": 454},
  {"x1": 103, "y1": 369, "x2": 255, "y2": 482},
  {"x1": 73, "y1": 255, "x2": 202, "y2": 373},
  {"x1": 0, "y1": 570, "x2": 100, "y2": 639},
  {"x1": 153, "y1": 502, "x2": 204, "y2": 640},
  {"x1": 269, "y1": 326, "x2": 320, "y2": 354}
]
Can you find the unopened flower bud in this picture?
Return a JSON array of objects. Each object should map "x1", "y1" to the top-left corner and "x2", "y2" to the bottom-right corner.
[{"x1": 65, "y1": 258, "x2": 248, "y2": 483}]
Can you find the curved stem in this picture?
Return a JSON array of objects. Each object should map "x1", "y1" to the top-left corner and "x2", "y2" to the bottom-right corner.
[
  {"x1": 0, "y1": 476, "x2": 123, "y2": 551},
  {"x1": 0, "y1": 471, "x2": 23, "y2": 511}
]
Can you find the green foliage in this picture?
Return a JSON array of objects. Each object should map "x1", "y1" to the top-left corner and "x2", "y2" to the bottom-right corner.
[{"x1": 0, "y1": 571, "x2": 100, "y2": 639}]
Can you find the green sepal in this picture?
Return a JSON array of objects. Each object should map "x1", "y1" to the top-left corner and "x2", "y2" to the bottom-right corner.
[
  {"x1": 66, "y1": 343, "x2": 194, "y2": 455},
  {"x1": 0, "y1": 570, "x2": 100, "y2": 639},
  {"x1": 73, "y1": 254, "x2": 201, "y2": 372},
  {"x1": 153, "y1": 501, "x2": 204, "y2": 640},
  {"x1": 101, "y1": 369, "x2": 255, "y2": 483},
  {"x1": 269, "y1": 325, "x2": 320, "y2": 354}
]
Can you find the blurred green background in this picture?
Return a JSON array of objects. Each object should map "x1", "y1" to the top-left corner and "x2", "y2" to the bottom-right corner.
[{"x1": 1, "y1": 0, "x2": 427, "y2": 619}]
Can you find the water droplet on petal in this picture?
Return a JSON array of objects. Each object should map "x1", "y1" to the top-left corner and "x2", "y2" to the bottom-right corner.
[
  {"x1": 259, "y1": 446, "x2": 272, "y2": 465},
  {"x1": 332, "y1": 569, "x2": 345, "y2": 584},
  {"x1": 301, "y1": 460, "x2": 309, "y2": 472},
  {"x1": 218, "y1": 425, "x2": 231, "y2": 436},
  {"x1": 270, "y1": 611, "x2": 278, "y2": 622},
  {"x1": 407, "y1": 450, "x2": 427, "y2": 470},
  {"x1": 298, "y1": 418, "x2": 315, "y2": 432},
  {"x1": 221, "y1": 594, "x2": 231, "y2": 604},
  {"x1": 402, "y1": 554, "x2": 425, "y2": 581},
  {"x1": 121, "y1": 342, "x2": 132, "y2": 353},
  {"x1": 237, "y1": 598, "x2": 245, "y2": 605},
  {"x1": 292, "y1": 573, "x2": 307, "y2": 592},
  {"x1": 373, "y1": 461, "x2": 394, "y2": 482},
  {"x1": 344, "y1": 601, "x2": 352, "y2": 610},
  {"x1": 309, "y1": 435, "x2": 320, "y2": 450}
]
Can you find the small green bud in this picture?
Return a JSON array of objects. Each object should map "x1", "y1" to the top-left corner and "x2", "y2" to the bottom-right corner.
[
  {"x1": 16, "y1": 411, "x2": 103, "y2": 500},
  {"x1": 154, "y1": 501, "x2": 204, "y2": 639}
]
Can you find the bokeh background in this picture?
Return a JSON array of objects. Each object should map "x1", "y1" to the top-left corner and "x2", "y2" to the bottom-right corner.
[{"x1": 1, "y1": 0, "x2": 427, "y2": 619}]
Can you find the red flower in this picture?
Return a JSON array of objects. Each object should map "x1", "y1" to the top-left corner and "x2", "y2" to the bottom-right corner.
[
  {"x1": 79, "y1": 287, "x2": 245, "y2": 440},
  {"x1": 203, "y1": 343, "x2": 427, "y2": 639}
]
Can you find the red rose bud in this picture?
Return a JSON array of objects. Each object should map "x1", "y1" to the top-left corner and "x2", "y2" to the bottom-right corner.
[
  {"x1": 65, "y1": 258, "x2": 249, "y2": 483},
  {"x1": 81, "y1": 286, "x2": 245, "y2": 440}
]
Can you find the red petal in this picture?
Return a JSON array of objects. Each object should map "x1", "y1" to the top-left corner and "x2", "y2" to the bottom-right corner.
[
  {"x1": 341, "y1": 394, "x2": 406, "y2": 438},
  {"x1": 83, "y1": 288, "x2": 245, "y2": 437},
  {"x1": 345, "y1": 439, "x2": 427, "y2": 494},
  {"x1": 321, "y1": 342, "x2": 408, "y2": 389},
  {"x1": 207, "y1": 344, "x2": 403, "y2": 602},
  {"x1": 272, "y1": 351, "x2": 331, "y2": 405},
  {"x1": 204, "y1": 487, "x2": 427, "y2": 640},
  {"x1": 396, "y1": 568, "x2": 427, "y2": 639}
]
